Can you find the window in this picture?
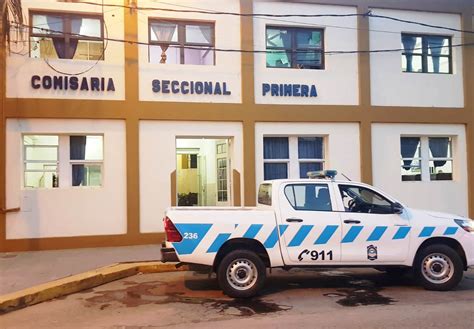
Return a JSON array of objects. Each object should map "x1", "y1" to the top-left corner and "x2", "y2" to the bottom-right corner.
[
  {"x1": 284, "y1": 184, "x2": 332, "y2": 211},
  {"x1": 258, "y1": 183, "x2": 272, "y2": 206},
  {"x1": 217, "y1": 158, "x2": 228, "y2": 202},
  {"x1": 339, "y1": 185, "x2": 393, "y2": 214},
  {"x1": 263, "y1": 136, "x2": 325, "y2": 181},
  {"x1": 70, "y1": 136, "x2": 103, "y2": 187},
  {"x1": 401, "y1": 34, "x2": 452, "y2": 74},
  {"x1": 30, "y1": 12, "x2": 104, "y2": 60},
  {"x1": 400, "y1": 136, "x2": 453, "y2": 182},
  {"x1": 149, "y1": 20, "x2": 214, "y2": 65},
  {"x1": 23, "y1": 135, "x2": 59, "y2": 188},
  {"x1": 23, "y1": 134, "x2": 103, "y2": 188},
  {"x1": 266, "y1": 26, "x2": 324, "y2": 69}
]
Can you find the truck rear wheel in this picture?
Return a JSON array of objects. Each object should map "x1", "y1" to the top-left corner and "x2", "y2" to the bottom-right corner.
[
  {"x1": 217, "y1": 249, "x2": 266, "y2": 298},
  {"x1": 415, "y1": 244, "x2": 464, "y2": 291}
]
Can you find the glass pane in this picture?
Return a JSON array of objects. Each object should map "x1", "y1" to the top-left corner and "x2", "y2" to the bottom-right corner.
[
  {"x1": 427, "y1": 56, "x2": 450, "y2": 73},
  {"x1": 401, "y1": 35, "x2": 422, "y2": 54},
  {"x1": 264, "y1": 163, "x2": 288, "y2": 180},
  {"x1": 299, "y1": 162, "x2": 323, "y2": 178},
  {"x1": 30, "y1": 37, "x2": 60, "y2": 59},
  {"x1": 264, "y1": 137, "x2": 289, "y2": 159},
  {"x1": 296, "y1": 30, "x2": 321, "y2": 48},
  {"x1": 285, "y1": 184, "x2": 332, "y2": 211},
  {"x1": 70, "y1": 136, "x2": 103, "y2": 161},
  {"x1": 402, "y1": 54, "x2": 422, "y2": 72},
  {"x1": 266, "y1": 28, "x2": 290, "y2": 48},
  {"x1": 186, "y1": 25, "x2": 212, "y2": 44},
  {"x1": 295, "y1": 50, "x2": 321, "y2": 69},
  {"x1": 298, "y1": 137, "x2": 323, "y2": 159},
  {"x1": 25, "y1": 146, "x2": 58, "y2": 161},
  {"x1": 24, "y1": 135, "x2": 59, "y2": 146},
  {"x1": 401, "y1": 159, "x2": 422, "y2": 181},
  {"x1": 25, "y1": 171, "x2": 58, "y2": 188},
  {"x1": 149, "y1": 22, "x2": 178, "y2": 42},
  {"x1": 149, "y1": 45, "x2": 180, "y2": 64},
  {"x1": 426, "y1": 36, "x2": 449, "y2": 56},
  {"x1": 32, "y1": 14, "x2": 63, "y2": 35},
  {"x1": 429, "y1": 137, "x2": 451, "y2": 158},
  {"x1": 73, "y1": 17, "x2": 101, "y2": 38},
  {"x1": 266, "y1": 50, "x2": 291, "y2": 68},
  {"x1": 25, "y1": 163, "x2": 57, "y2": 171},
  {"x1": 430, "y1": 160, "x2": 453, "y2": 181},
  {"x1": 184, "y1": 47, "x2": 214, "y2": 65},
  {"x1": 73, "y1": 40, "x2": 104, "y2": 60},
  {"x1": 400, "y1": 137, "x2": 421, "y2": 158},
  {"x1": 72, "y1": 164, "x2": 102, "y2": 187},
  {"x1": 339, "y1": 185, "x2": 392, "y2": 214},
  {"x1": 258, "y1": 183, "x2": 272, "y2": 205}
]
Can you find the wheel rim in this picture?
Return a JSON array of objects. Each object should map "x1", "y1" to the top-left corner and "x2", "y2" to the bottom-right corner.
[
  {"x1": 226, "y1": 258, "x2": 258, "y2": 291},
  {"x1": 421, "y1": 253, "x2": 454, "y2": 284}
]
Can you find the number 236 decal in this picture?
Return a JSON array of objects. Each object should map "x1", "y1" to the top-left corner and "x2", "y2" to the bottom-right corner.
[{"x1": 298, "y1": 249, "x2": 333, "y2": 261}]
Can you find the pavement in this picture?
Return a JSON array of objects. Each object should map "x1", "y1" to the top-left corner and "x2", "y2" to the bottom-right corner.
[
  {"x1": 0, "y1": 244, "x2": 162, "y2": 295},
  {"x1": 1, "y1": 268, "x2": 473, "y2": 328}
]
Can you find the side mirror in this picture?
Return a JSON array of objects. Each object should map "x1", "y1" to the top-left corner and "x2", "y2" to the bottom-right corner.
[{"x1": 392, "y1": 202, "x2": 404, "y2": 214}]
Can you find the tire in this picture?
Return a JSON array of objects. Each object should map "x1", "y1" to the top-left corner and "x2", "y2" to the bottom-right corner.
[
  {"x1": 414, "y1": 244, "x2": 464, "y2": 291},
  {"x1": 217, "y1": 249, "x2": 266, "y2": 298}
]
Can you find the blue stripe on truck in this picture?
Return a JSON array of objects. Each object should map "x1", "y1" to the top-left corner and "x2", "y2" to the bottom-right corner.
[
  {"x1": 207, "y1": 233, "x2": 232, "y2": 253},
  {"x1": 173, "y1": 223, "x2": 212, "y2": 255}
]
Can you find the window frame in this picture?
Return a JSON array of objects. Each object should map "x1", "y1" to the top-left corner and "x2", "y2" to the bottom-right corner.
[
  {"x1": 265, "y1": 25, "x2": 325, "y2": 70},
  {"x1": 23, "y1": 134, "x2": 60, "y2": 189},
  {"x1": 400, "y1": 135, "x2": 454, "y2": 182},
  {"x1": 29, "y1": 10, "x2": 105, "y2": 60},
  {"x1": 69, "y1": 134, "x2": 104, "y2": 188},
  {"x1": 148, "y1": 18, "x2": 216, "y2": 65},
  {"x1": 401, "y1": 33, "x2": 452, "y2": 74}
]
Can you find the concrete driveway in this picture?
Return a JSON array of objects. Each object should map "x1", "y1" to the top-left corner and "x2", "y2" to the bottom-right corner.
[{"x1": 1, "y1": 268, "x2": 473, "y2": 328}]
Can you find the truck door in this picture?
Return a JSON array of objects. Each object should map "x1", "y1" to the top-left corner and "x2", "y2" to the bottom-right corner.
[
  {"x1": 278, "y1": 183, "x2": 342, "y2": 265},
  {"x1": 336, "y1": 184, "x2": 410, "y2": 263}
]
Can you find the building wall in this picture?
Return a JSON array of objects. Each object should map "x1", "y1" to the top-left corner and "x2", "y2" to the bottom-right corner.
[
  {"x1": 5, "y1": 119, "x2": 127, "y2": 239},
  {"x1": 6, "y1": 0, "x2": 125, "y2": 100},
  {"x1": 253, "y1": 2, "x2": 359, "y2": 105},
  {"x1": 255, "y1": 122, "x2": 361, "y2": 186},
  {"x1": 139, "y1": 121, "x2": 243, "y2": 233},
  {"x1": 372, "y1": 123, "x2": 469, "y2": 216},
  {"x1": 137, "y1": 0, "x2": 242, "y2": 103},
  {"x1": 1, "y1": 0, "x2": 472, "y2": 251},
  {"x1": 369, "y1": 8, "x2": 464, "y2": 108}
]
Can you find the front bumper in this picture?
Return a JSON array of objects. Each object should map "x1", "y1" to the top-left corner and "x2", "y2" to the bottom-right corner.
[{"x1": 160, "y1": 242, "x2": 179, "y2": 262}]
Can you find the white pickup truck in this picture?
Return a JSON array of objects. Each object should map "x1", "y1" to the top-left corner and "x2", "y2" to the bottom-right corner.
[{"x1": 161, "y1": 171, "x2": 474, "y2": 298}]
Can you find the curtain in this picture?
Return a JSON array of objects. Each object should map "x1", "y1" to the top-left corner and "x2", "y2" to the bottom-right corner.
[
  {"x1": 426, "y1": 36, "x2": 444, "y2": 73},
  {"x1": 402, "y1": 35, "x2": 417, "y2": 72},
  {"x1": 68, "y1": 17, "x2": 83, "y2": 59},
  {"x1": 300, "y1": 162, "x2": 323, "y2": 178},
  {"x1": 264, "y1": 137, "x2": 289, "y2": 159},
  {"x1": 46, "y1": 16, "x2": 82, "y2": 59},
  {"x1": 298, "y1": 137, "x2": 323, "y2": 159},
  {"x1": 199, "y1": 25, "x2": 212, "y2": 44},
  {"x1": 400, "y1": 137, "x2": 420, "y2": 169},
  {"x1": 429, "y1": 137, "x2": 449, "y2": 167},
  {"x1": 151, "y1": 23, "x2": 177, "y2": 63},
  {"x1": 70, "y1": 136, "x2": 87, "y2": 186},
  {"x1": 264, "y1": 163, "x2": 287, "y2": 180}
]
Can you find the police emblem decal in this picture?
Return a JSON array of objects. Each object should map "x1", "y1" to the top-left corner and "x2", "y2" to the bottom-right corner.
[{"x1": 367, "y1": 245, "x2": 378, "y2": 261}]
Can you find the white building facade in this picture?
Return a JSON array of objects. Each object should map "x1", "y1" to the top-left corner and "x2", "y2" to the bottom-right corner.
[{"x1": 1, "y1": 0, "x2": 473, "y2": 251}]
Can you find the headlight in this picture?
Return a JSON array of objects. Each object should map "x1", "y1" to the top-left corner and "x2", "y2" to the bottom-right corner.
[{"x1": 454, "y1": 219, "x2": 474, "y2": 232}]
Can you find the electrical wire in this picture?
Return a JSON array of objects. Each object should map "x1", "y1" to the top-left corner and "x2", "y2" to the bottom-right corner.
[{"x1": 11, "y1": 22, "x2": 473, "y2": 57}]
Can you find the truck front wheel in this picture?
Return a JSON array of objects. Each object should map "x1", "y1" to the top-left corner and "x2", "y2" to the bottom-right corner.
[
  {"x1": 217, "y1": 249, "x2": 266, "y2": 298},
  {"x1": 415, "y1": 244, "x2": 464, "y2": 291}
]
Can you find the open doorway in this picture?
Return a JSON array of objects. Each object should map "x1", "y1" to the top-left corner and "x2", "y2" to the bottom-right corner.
[{"x1": 176, "y1": 138, "x2": 231, "y2": 206}]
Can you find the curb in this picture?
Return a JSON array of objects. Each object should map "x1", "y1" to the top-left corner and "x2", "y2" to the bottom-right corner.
[{"x1": 0, "y1": 261, "x2": 188, "y2": 314}]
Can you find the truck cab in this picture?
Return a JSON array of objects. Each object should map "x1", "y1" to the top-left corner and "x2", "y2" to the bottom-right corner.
[{"x1": 162, "y1": 170, "x2": 474, "y2": 298}]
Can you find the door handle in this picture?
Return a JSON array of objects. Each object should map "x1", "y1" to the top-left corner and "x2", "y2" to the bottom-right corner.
[
  {"x1": 286, "y1": 218, "x2": 303, "y2": 223},
  {"x1": 344, "y1": 219, "x2": 361, "y2": 224}
]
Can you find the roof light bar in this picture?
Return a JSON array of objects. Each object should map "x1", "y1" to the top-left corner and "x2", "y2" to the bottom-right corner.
[{"x1": 307, "y1": 170, "x2": 338, "y2": 179}]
